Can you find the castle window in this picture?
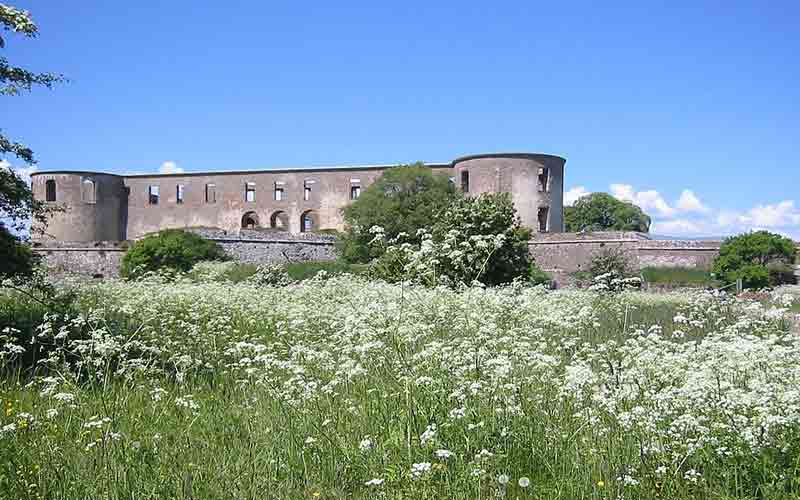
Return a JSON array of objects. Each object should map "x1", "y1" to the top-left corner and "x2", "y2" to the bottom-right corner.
[
  {"x1": 537, "y1": 206, "x2": 549, "y2": 232},
  {"x1": 148, "y1": 185, "x2": 159, "y2": 205},
  {"x1": 81, "y1": 178, "x2": 96, "y2": 204},
  {"x1": 205, "y1": 183, "x2": 216, "y2": 203},
  {"x1": 538, "y1": 167, "x2": 550, "y2": 192},
  {"x1": 350, "y1": 185, "x2": 361, "y2": 200},
  {"x1": 45, "y1": 179, "x2": 56, "y2": 202},
  {"x1": 304, "y1": 186, "x2": 311, "y2": 201},
  {"x1": 245, "y1": 182, "x2": 256, "y2": 202},
  {"x1": 300, "y1": 210, "x2": 315, "y2": 233},
  {"x1": 176, "y1": 184, "x2": 185, "y2": 204},
  {"x1": 461, "y1": 171, "x2": 470, "y2": 193},
  {"x1": 274, "y1": 182, "x2": 284, "y2": 201}
]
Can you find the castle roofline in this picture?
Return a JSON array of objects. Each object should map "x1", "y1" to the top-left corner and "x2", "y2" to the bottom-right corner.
[
  {"x1": 452, "y1": 152, "x2": 566, "y2": 165},
  {"x1": 31, "y1": 161, "x2": 453, "y2": 179}
]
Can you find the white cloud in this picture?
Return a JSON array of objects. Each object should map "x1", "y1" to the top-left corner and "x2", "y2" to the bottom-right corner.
[
  {"x1": 159, "y1": 160, "x2": 184, "y2": 174},
  {"x1": 610, "y1": 183, "x2": 676, "y2": 217},
  {"x1": 564, "y1": 186, "x2": 591, "y2": 206},
  {"x1": 676, "y1": 189, "x2": 709, "y2": 214},
  {"x1": 651, "y1": 219, "x2": 703, "y2": 235},
  {"x1": 738, "y1": 200, "x2": 800, "y2": 228}
]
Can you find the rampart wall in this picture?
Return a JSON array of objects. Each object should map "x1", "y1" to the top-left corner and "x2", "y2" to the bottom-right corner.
[
  {"x1": 529, "y1": 232, "x2": 723, "y2": 285},
  {"x1": 33, "y1": 231, "x2": 727, "y2": 284}
]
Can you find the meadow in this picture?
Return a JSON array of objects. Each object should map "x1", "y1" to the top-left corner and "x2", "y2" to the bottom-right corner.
[{"x1": 1, "y1": 276, "x2": 799, "y2": 499}]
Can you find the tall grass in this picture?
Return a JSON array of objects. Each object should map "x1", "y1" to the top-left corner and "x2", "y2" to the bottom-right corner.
[{"x1": 0, "y1": 279, "x2": 797, "y2": 499}]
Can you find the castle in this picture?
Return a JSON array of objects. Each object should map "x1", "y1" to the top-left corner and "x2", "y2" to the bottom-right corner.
[{"x1": 30, "y1": 153, "x2": 566, "y2": 241}]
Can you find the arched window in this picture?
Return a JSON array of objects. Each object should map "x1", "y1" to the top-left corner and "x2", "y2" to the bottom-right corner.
[
  {"x1": 241, "y1": 211, "x2": 259, "y2": 229},
  {"x1": 300, "y1": 210, "x2": 315, "y2": 233},
  {"x1": 270, "y1": 210, "x2": 288, "y2": 230},
  {"x1": 81, "y1": 178, "x2": 96, "y2": 204},
  {"x1": 45, "y1": 179, "x2": 56, "y2": 202}
]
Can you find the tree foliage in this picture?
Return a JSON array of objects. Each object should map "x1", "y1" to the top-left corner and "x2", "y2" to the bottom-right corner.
[
  {"x1": 371, "y1": 193, "x2": 532, "y2": 287},
  {"x1": 564, "y1": 192, "x2": 651, "y2": 233},
  {"x1": 337, "y1": 163, "x2": 459, "y2": 263},
  {"x1": 0, "y1": 223, "x2": 38, "y2": 279},
  {"x1": 712, "y1": 231, "x2": 797, "y2": 289},
  {"x1": 1, "y1": 4, "x2": 66, "y2": 233},
  {"x1": 121, "y1": 230, "x2": 228, "y2": 279}
]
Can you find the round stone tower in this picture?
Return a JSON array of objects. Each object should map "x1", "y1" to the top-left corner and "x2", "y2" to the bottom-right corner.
[
  {"x1": 30, "y1": 172, "x2": 127, "y2": 241},
  {"x1": 451, "y1": 153, "x2": 566, "y2": 233}
]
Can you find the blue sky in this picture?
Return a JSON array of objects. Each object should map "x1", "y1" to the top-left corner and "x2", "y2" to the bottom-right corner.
[{"x1": 3, "y1": 1, "x2": 799, "y2": 237}]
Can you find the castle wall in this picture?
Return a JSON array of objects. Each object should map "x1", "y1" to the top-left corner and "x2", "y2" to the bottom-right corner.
[
  {"x1": 121, "y1": 165, "x2": 453, "y2": 239},
  {"x1": 452, "y1": 154, "x2": 565, "y2": 232},
  {"x1": 30, "y1": 153, "x2": 568, "y2": 242},
  {"x1": 30, "y1": 173, "x2": 127, "y2": 241}
]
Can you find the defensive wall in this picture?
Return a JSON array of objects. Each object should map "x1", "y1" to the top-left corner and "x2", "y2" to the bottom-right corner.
[
  {"x1": 529, "y1": 232, "x2": 723, "y2": 285},
  {"x1": 32, "y1": 229, "x2": 336, "y2": 278},
  {"x1": 33, "y1": 229, "x2": 729, "y2": 283}
]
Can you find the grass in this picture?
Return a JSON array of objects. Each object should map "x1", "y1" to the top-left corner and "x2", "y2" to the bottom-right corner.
[
  {"x1": 0, "y1": 279, "x2": 797, "y2": 498},
  {"x1": 283, "y1": 260, "x2": 369, "y2": 280},
  {"x1": 640, "y1": 266, "x2": 718, "y2": 287}
]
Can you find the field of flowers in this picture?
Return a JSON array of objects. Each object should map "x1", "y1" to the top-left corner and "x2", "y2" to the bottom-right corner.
[{"x1": 1, "y1": 276, "x2": 799, "y2": 499}]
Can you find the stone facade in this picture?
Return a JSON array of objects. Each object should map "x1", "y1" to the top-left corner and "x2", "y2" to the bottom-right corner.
[
  {"x1": 529, "y1": 232, "x2": 723, "y2": 285},
  {"x1": 30, "y1": 153, "x2": 567, "y2": 242},
  {"x1": 32, "y1": 236, "x2": 336, "y2": 278}
]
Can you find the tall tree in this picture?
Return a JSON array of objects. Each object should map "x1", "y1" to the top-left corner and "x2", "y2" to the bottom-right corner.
[
  {"x1": 1, "y1": 3, "x2": 65, "y2": 233},
  {"x1": 337, "y1": 163, "x2": 459, "y2": 263},
  {"x1": 564, "y1": 192, "x2": 651, "y2": 233}
]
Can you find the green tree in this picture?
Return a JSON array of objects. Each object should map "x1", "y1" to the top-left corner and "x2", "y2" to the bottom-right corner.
[
  {"x1": 372, "y1": 193, "x2": 532, "y2": 287},
  {"x1": 121, "y1": 230, "x2": 228, "y2": 279},
  {"x1": 564, "y1": 193, "x2": 651, "y2": 232},
  {"x1": 1, "y1": 4, "x2": 65, "y2": 280},
  {"x1": 712, "y1": 231, "x2": 797, "y2": 289},
  {"x1": 337, "y1": 163, "x2": 459, "y2": 263},
  {"x1": 0, "y1": 223, "x2": 38, "y2": 279}
]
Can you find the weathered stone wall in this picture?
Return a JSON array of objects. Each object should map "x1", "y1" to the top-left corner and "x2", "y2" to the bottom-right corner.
[
  {"x1": 32, "y1": 241, "x2": 128, "y2": 278},
  {"x1": 32, "y1": 237, "x2": 336, "y2": 278},
  {"x1": 529, "y1": 232, "x2": 723, "y2": 285}
]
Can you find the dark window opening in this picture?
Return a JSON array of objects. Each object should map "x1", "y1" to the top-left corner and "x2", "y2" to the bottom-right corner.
[
  {"x1": 176, "y1": 184, "x2": 185, "y2": 204},
  {"x1": 350, "y1": 185, "x2": 361, "y2": 200},
  {"x1": 205, "y1": 183, "x2": 216, "y2": 203},
  {"x1": 304, "y1": 186, "x2": 311, "y2": 201},
  {"x1": 241, "y1": 211, "x2": 259, "y2": 229},
  {"x1": 274, "y1": 186, "x2": 284, "y2": 201},
  {"x1": 270, "y1": 211, "x2": 288, "y2": 230},
  {"x1": 148, "y1": 185, "x2": 160, "y2": 205},
  {"x1": 538, "y1": 167, "x2": 550, "y2": 192},
  {"x1": 538, "y1": 206, "x2": 549, "y2": 232},
  {"x1": 461, "y1": 171, "x2": 470, "y2": 193},
  {"x1": 300, "y1": 211, "x2": 314, "y2": 233},
  {"x1": 45, "y1": 179, "x2": 56, "y2": 202}
]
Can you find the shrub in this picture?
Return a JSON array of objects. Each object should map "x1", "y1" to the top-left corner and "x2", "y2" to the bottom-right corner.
[
  {"x1": 121, "y1": 229, "x2": 227, "y2": 279},
  {"x1": 712, "y1": 231, "x2": 797, "y2": 289},
  {"x1": 247, "y1": 264, "x2": 293, "y2": 286},
  {"x1": 337, "y1": 163, "x2": 459, "y2": 263},
  {"x1": 528, "y1": 262, "x2": 551, "y2": 287},
  {"x1": 0, "y1": 224, "x2": 39, "y2": 280},
  {"x1": 588, "y1": 247, "x2": 633, "y2": 278},
  {"x1": 371, "y1": 193, "x2": 531, "y2": 287}
]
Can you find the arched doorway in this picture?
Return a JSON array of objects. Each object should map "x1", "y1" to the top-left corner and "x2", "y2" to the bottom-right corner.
[
  {"x1": 241, "y1": 211, "x2": 259, "y2": 229},
  {"x1": 300, "y1": 210, "x2": 315, "y2": 233},
  {"x1": 270, "y1": 210, "x2": 288, "y2": 230}
]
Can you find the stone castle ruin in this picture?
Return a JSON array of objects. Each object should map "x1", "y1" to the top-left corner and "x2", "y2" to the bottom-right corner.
[{"x1": 29, "y1": 152, "x2": 726, "y2": 282}]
